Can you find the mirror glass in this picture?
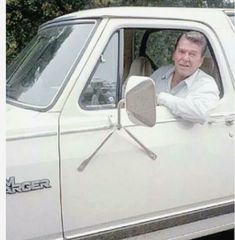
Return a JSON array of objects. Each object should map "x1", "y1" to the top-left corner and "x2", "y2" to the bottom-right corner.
[{"x1": 125, "y1": 76, "x2": 156, "y2": 127}]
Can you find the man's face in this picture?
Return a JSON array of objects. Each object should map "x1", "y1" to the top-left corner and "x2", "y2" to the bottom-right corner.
[{"x1": 173, "y1": 37, "x2": 204, "y2": 79}]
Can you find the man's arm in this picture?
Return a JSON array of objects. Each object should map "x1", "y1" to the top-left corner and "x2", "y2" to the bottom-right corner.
[{"x1": 157, "y1": 79, "x2": 220, "y2": 124}]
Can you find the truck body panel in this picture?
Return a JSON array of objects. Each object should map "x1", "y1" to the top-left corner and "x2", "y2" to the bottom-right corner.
[{"x1": 6, "y1": 7, "x2": 234, "y2": 240}]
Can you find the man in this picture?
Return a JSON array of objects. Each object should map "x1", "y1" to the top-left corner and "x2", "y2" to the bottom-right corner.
[{"x1": 150, "y1": 31, "x2": 220, "y2": 124}]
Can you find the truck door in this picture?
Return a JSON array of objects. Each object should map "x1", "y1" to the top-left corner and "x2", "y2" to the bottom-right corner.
[{"x1": 59, "y1": 19, "x2": 234, "y2": 239}]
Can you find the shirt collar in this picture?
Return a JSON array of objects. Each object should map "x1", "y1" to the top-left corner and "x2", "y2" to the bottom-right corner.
[
  {"x1": 160, "y1": 65, "x2": 175, "y2": 80},
  {"x1": 160, "y1": 65, "x2": 200, "y2": 89},
  {"x1": 183, "y1": 69, "x2": 200, "y2": 88},
  {"x1": 161, "y1": 65, "x2": 200, "y2": 88}
]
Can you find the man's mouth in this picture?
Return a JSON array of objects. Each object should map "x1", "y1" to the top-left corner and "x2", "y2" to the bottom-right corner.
[{"x1": 179, "y1": 64, "x2": 190, "y2": 68}]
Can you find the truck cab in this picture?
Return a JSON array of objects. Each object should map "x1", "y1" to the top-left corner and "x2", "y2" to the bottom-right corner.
[{"x1": 6, "y1": 7, "x2": 235, "y2": 240}]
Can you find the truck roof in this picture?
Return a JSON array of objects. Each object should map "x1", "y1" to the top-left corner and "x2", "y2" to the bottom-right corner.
[{"x1": 47, "y1": 7, "x2": 234, "y2": 29}]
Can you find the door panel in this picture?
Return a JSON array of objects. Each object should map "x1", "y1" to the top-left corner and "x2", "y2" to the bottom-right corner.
[
  {"x1": 60, "y1": 19, "x2": 234, "y2": 238},
  {"x1": 60, "y1": 107, "x2": 234, "y2": 238}
]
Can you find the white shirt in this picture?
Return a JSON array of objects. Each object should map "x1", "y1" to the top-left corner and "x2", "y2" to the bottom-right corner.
[{"x1": 150, "y1": 65, "x2": 220, "y2": 123}]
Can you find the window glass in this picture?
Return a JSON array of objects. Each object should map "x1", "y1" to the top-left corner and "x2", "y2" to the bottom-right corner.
[
  {"x1": 80, "y1": 32, "x2": 119, "y2": 109},
  {"x1": 7, "y1": 22, "x2": 95, "y2": 107}
]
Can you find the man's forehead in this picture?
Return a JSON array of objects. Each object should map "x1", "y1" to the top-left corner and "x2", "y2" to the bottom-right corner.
[{"x1": 177, "y1": 38, "x2": 202, "y2": 52}]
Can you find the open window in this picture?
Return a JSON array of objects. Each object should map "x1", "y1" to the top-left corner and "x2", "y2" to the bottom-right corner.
[
  {"x1": 80, "y1": 27, "x2": 223, "y2": 111},
  {"x1": 122, "y1": 28, "x2": 223, "y2": 98}
]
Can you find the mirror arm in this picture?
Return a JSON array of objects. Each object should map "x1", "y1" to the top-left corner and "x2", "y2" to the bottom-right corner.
[
  {"x1": 117, "y1": 99, "x2": 125, "y2": 130},
  {"x1": 77, "y1": 98, "x2": 157, "y2": 172},
  {"x1": 123, "y1": 127, "x2": 157, "y2": 160},
  {"x1": 78, "y1": 129, "x2": 115, "y2": 172},
  {"x1": 78, "y1": 99, "x2": 125, "y2": 172}
]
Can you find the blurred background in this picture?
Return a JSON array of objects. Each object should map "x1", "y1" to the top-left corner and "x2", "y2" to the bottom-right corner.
[{"x1": 6, "y1": 0, "x2": 235, "y2": 64}]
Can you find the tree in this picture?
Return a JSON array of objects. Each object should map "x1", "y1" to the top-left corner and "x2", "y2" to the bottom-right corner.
[
  {"x1": 6, "y1": 0, "x2": 234, "y2": 64},
  {"x1": 6, "y1": 0, "x2": 91, "y2": 63}
]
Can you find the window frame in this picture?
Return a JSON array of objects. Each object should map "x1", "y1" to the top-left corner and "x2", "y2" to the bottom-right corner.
[
  {"x1": 122, "y1": 27, "x2": 223, "y2": 98},
  {"x1": 7, "y1": 20, "x2": 99, "y2": 112},
  {"x1": 79, "y1": 30, "x2": 122, "y2": 111},
  {"x1": 77, "y1": 18, "x2": 228, "y2": 114}
]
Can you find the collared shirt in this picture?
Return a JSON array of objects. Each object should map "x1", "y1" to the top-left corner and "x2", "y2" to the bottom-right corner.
[{"x1": 150, "y1": 65, "x2": 220, "y2": 123}]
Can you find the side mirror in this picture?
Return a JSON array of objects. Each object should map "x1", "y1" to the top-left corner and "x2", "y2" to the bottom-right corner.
[
  {"x1": 125, "y1": 76, "x2": 156, "y2": 127},
  {"x1": 78, "y1": 76, "x2": 157, "y2": 171}
]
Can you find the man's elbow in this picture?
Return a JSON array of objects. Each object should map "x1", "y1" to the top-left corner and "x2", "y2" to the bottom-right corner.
[
  {"x1": 180, "y1": 111, "x2": 208, "y2": 124},
  {"x1": 184, "y1": 101, "x2": 219, "y2": 124}
]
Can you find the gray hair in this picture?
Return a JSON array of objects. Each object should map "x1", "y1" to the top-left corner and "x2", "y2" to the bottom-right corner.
[{"x1": 175, "y1": 31, "x2": 207, "y2": 56}]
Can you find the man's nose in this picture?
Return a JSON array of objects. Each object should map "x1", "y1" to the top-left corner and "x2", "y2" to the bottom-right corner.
[{"x1": 182, "y1": 52, "x2": 190, "y2": 61}]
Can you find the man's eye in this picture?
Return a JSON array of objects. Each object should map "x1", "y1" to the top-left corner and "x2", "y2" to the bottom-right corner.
[
  {"x1": 189, "y1": 53, "x2": 196, "y2": 57},
  {"x1": 179, "y1": 50, "x2": 185, "y2": 54}
]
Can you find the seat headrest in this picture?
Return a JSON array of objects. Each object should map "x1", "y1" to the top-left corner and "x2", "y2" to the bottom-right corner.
[{"x1": 128, "y1": 56, "x2": 154, "y2": 77}]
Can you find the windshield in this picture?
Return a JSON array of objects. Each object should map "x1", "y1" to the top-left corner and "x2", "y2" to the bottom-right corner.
[{"x1": 7, "y1": 22, "x2": 95, "y2": 108}]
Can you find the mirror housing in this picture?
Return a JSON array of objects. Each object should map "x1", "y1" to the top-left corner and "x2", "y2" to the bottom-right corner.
[{"x1": 125, "y1": 76, "x2": 156, "y2": 127}]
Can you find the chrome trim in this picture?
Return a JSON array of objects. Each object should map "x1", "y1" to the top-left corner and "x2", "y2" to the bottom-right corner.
[
  {"x1": 51, "y1": 112, "x2": 235, "y2": 137},
  {"x1": 7, "y1": 132, "x2": 57, "y2": 141},
  {"x1": 208, "y1": 112, "x2": 235, "y2": 125},
  {"x1": 39, "y1": 19, "x2": 97, "y2": 31},
  {"x1": 6, "y1": 176, "x2": 51, "y2": 194},
  {"x1": 156, "y1": 118, "x2": 180, "y2": 124},
  {"x1": 61, "y1": 125, "x2": 114, "y2": 136},
  {"x1": 59, "y1": 114, "x2": 225, "y2": 137},
  {"x1": 60, "y1": 119, "x2": 180, "y2": 136},
  {"x1": 68, "y1": 200, "x2": 234, "y2": 240}
]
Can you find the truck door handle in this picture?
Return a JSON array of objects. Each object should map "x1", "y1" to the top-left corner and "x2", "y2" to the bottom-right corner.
[
  {"x1": 225, "y1": 116, "x2": 235, "y2": 126},
  {"x1": 208, "y1": 113, "x2": 235, "y2": 125}
]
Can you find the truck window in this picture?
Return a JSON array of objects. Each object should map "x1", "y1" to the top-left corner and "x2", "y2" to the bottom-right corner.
[
  {"x1": 80, "y1": 32, "x2": 119, "y2": 109},
  {"x1": 123, "y1": 28, "x2": 223, "y2": 98},
  {"x1": 80, "y1": 27, "x2": 223, "y2": 111},
  {"x1": 7, "y1": 22, "x2": 96, "y2": 108}
]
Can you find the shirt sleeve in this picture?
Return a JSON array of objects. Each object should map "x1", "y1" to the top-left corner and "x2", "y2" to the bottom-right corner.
[{"x1": 157, "y1": 78, "x2": 220, "y2": 124}]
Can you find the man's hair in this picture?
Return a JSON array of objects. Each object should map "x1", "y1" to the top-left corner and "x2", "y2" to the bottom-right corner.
[{"x1": 175, "y1": 31, "x2": 207, "y2": 56}]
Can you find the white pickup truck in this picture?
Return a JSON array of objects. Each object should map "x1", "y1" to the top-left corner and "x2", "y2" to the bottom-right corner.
[{"x1": 6, "y1": 7, "x2": 235, "y2": 240}]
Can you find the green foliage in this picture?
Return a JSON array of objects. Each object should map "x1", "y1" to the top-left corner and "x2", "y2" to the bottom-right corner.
[
  {"x1": 106, "y1": 0, "x2": 234, "y2": 7},
  {"x1": 145, "y1": 30, "x2": 183, "y2": 67},
  {"x1": 6, "y1": 0, "x2": 90, "y2": 63},
  {"x1": 7, "y1": 0, "x2": 235, "y2": 64},
  {"x1": 133, "y1": 29, "x2": 183, "y2": 68}
]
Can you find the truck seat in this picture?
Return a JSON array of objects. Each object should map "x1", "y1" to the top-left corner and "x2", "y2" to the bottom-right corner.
[
  {"x1": 122, "y1": 56, "x2": 154, "y2": 96},
  {"x1": 128, "y1": 56, "x2": 154, "y2": 77},
  {"x1": 200, "y1": 57, "x2": 222, "y2": 97}
]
